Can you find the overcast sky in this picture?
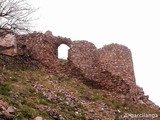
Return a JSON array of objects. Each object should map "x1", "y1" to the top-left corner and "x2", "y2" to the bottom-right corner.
[{"x1": 28, "y1": 0, "x2": 160, "y2": 106}]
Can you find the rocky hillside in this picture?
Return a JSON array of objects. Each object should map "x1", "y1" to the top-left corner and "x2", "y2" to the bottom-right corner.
[
  {"x1": 0, "y1": 59, "x2": 160, "y2": 120},
  {"x1": 0, "y1": 32, "x2": 160, "y2": 119}
]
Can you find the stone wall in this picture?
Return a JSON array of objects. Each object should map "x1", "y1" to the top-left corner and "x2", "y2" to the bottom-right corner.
[
  {"x1": 15, "y1": 31, "x2": 71, "y2": 73},
  {"x1": 68, "y1": 41, "x2": 99, "y2": 80},
  {"x1": 98, "y1": 44, "x2": 135, "y2": 81},
  {"x1": 97, "y1": 44, "x2": 137, "y2": 100},
  {"x1": 0, "y1": 31, "x2": 72, "y2": 72},
  {"x1": 0, "y1": 31, "x2": 139, "y2": 101},
  {"x1": 68, "y1": 42, "x2": 137, "y2": 99}
]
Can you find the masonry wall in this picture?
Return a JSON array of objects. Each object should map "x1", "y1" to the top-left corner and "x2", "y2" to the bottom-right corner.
[
  {"x1": 98, "y1": 43, "x2": 135, "y2": 81},
  {"x1": 0, "y1": 31, "x2": 138, "y2": 101},
  {"x1": 16, "y1": 31, "x2": 71, "y2": 73},
  {"x1": 68, "y1": 41, "x2": 99, "y2": 80},
  {"x1": 97, "y1": 44, "x2": 137, "y2": 100},
  {"x1": 68, "y1": 42, "x2": 137, "y2": 99}
]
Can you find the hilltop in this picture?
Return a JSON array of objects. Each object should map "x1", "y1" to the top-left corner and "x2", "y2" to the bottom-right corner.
[{"x1": 0, "y1": 31, "x2": 160, "y2": 119}]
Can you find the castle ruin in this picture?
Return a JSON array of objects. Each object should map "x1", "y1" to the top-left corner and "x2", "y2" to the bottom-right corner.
[{"x1": 0, "y1": 31, "x2": 154, "y2": 105}]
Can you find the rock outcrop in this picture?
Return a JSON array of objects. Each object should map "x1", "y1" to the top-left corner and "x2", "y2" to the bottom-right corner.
[{"x1": 0, "y1": 34, "x2": 17, "y2": 56}]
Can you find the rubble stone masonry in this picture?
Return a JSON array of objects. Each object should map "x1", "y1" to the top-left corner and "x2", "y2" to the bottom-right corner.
[{"x1": 0, "y1": 31, "x2": 146, "y2": 102}]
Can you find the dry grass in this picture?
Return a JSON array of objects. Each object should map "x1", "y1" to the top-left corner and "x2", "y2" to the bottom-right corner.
[{"x1": 0, "y1": 67, "x2": 159, "y2": 119}]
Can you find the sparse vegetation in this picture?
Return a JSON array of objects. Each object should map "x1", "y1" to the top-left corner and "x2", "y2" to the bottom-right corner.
[{"x1": 0, "y1": 64, "x2": 160, "y2": 119}]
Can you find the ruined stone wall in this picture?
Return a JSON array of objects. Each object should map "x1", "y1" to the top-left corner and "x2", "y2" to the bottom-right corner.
[
  {"x1": 0, "y1": 31, "x2": 72, "y2": 72},
  {"x1": 98, "y1": 43, "x2": 135, "y2": 81},
  {"x1": 97, "y1": 44, "x2": 137, "y2": 100},
  {"x1": 68, "y1": 41, "x2": 99, "y2": 80},
  {"x1": 16, "y1": 31, "x2": 72, "y2": 72},
  {"x1": 68, "y1": 42, "x2": 137, "y2": 98},
  {"x1": 16, "y1": 32, "x2": 53, "y2": 72},
  {"x1": 0, "y1": 31, "x2": 139, "y2": 101},
  {"x1": 68, "y1": 42, "x2": 136, "y2": 83}
]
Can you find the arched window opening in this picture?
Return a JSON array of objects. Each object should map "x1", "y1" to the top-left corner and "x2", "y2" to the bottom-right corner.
[{"x1": 58, "y1": 44, "x2": 69, "y2": 60}]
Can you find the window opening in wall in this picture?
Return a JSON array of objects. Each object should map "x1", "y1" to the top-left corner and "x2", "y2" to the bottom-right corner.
[{"x1": 58, "y1": 44, "x2": 69, "y2": 60}]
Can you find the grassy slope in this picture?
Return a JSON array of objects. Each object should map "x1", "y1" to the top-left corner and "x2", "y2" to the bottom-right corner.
[{"x1": 0, "y1": 66, "x2": 160, "y2": 120}]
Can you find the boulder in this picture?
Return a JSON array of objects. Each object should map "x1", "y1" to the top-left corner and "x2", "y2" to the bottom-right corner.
[{"x1": 0, "y1": 34, "x2": 17, "y2": 56}]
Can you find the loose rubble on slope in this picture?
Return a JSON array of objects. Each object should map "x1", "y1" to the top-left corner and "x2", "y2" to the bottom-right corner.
[
  {"x1": 32, "y1": 79, "x2": 117, "y2": 119},
  {"x1": 0, "y1": 100, "x2": 16, "y2": 119}
]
